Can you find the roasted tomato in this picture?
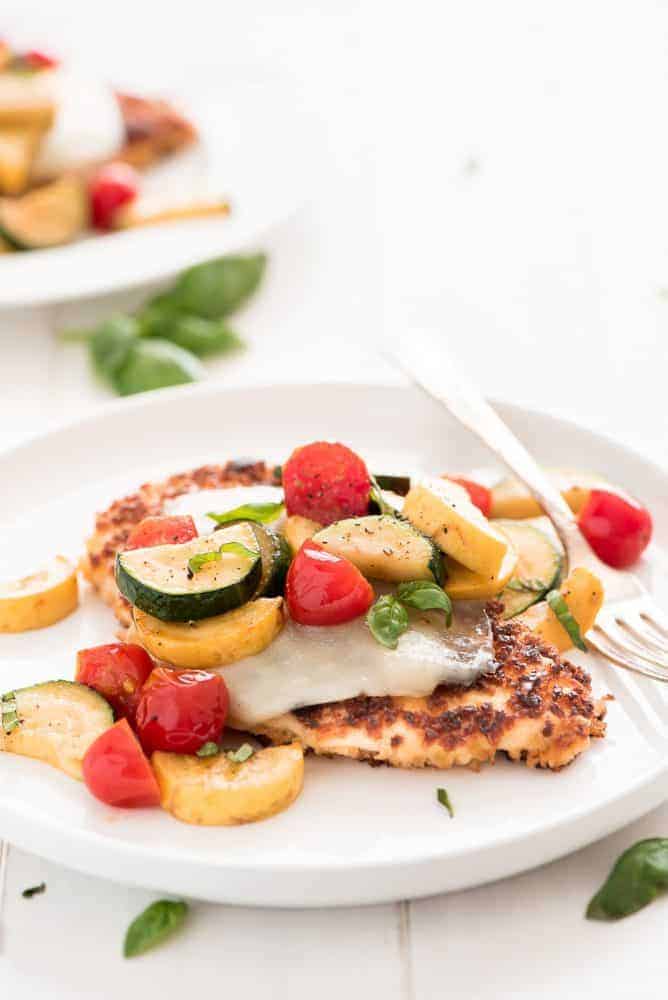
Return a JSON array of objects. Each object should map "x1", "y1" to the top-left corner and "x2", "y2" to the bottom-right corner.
[
  {"x1": 135, "y1": 667, "x2": 229, "y2": 755},
  {"x1": 578, "y1": 489, "x2": 653, "y2": 568},
  {"x1": 125, "y1": 514, "x2": 197, "y2": 550},
  {"x1": 285, "y1": 540, "x2": 375, "y2": 626},
  {"x1": 76, "y1": 643, "x2": 154, "y2": 722},
  {"x1": 89, "y1": 162, "x2": 140, "y2": 231},
  {"x1": 23, "y1": 49, "x2": 59, "y2": 69},
  {"x1": 83, "y1": 719, "x2": 161, "y2": 808},
  {"x1": 445, "y1": 477, "x2": 492, "y2": 518},
  {"x1": 283, "y1": 441, "x2": 371, "y2": 526}
]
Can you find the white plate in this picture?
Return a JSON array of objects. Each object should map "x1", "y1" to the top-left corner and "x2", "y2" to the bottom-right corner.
[
  {"x1": 0, "y1": 382, "x2": 667, "y2": 908},
  {"x1": 0, "y1": 76, "x2": 315, "y2": 308}
]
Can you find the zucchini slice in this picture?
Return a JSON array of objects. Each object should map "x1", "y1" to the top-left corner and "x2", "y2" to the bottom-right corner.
[
  {"x1": 0, "y1": 681, "x2": 113, "y2": 780},
  {"x1": 0, "y1": 176, "x2": 88, "y2": 250},
  {"x1": 116, "y1": 524, "x2": 262, "y2": 622},
  {"x1": 494, "y1": 520, "x2": 562, "y2": 618},
  {"x1": 215, "y1": 520, "x2": 290, "y2": 597},
  {"x1": 373, "y1": 474, "x2": 412, "y2": 496},
  {"x1": 132, "y1": 597, "x2": 285, "y2": 669},
  {"x1": 313, "y1": 514, "x2": 444, "y2": 584}
]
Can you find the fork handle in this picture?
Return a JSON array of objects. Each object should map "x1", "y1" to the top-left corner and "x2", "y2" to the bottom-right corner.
[{"x1": 388, "y1": 332, "x2": 592, "y2": 569}]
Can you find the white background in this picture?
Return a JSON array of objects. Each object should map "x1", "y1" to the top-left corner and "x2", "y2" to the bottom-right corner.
[{"x1": 1, "y1": 2, "x2": 668, "y2": 997}]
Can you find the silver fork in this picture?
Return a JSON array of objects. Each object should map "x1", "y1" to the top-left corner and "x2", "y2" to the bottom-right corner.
[{"x1": 389, "y1": 332, "x2": 668, "y2": 682}]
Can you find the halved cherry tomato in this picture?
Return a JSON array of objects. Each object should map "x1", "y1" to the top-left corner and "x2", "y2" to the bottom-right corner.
[
  {"x1": 578, "y1": 489, "x2": 653, "y2": 569},
  {"x1": 285, "y1": 540, "x2": 375, "y2": 626},
  {"x1": 446, "y1": 477, "x2": 492, "y2": 518},
  {"x1": 125, "y1": 514, "x2": 197, "y2": 550},
  {"x1": 283, "y1": 441, "x2": 371, "y2": 526},
  {"x1": 135, "y1": 667, "x2": 229, "y2": 755},
  {"x1": 89, "y1": 162, "x2": 140, "y2": 231},
  {"x1": 76, "y1": 643, "x2": 154, "y2": 722},
  {"x1": 23, "y1": 50, "x2": 59, "y2": 69},
  {"x1": 83, "y1": 718, "x2": 160, "y2": 808}
]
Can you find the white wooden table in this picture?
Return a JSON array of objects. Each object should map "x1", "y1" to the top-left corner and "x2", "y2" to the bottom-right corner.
[{"x1": 2, "y1": 2, "x2": 668, "y2": 997}]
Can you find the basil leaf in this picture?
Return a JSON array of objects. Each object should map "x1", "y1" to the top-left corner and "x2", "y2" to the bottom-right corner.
[
  {"x1": 89, "y1": 315, "x2": 140, "y2": 377},
  {"x1": 227, "y1": 743, "x2": 255, "y2": 763},
  {"x1": 123, "y1": 899, "x2": 188, "y2": 958},
  {"x1": 22, "y1": 882, "x2": 46, "y2": 898},
  {"x1": 436, "y1": 788, "x2": 454, "y2": 818},
  {"x1": 171, "y1": 254, "x2": 266, "y2": 319},
  {"x1": 367, "y1": 595, "x2": 409, "y2": 649},
  {"x1": 586, "y1": 839, "x2": 668, "y2": 921},
  {"x1": 140, "y1": 300, "x2": 245, "y2": 359},
  {"x1": 207, "y1": 502, "x2": 284, "y2": 526},
  {"x1": 136, "y1": 291, "x2": 182, "y2": 337},
  {"x1": 187, "y1": 550, "x2": 222, "y2": 575},
  {"x1": 111, "y1": 339, "x2": 205, "y2": 397},
  {"x1": 546, "y1": 590, "x2": 587, "y2": 651},
  {"x1": 188, "y1": 541, "x2": 258, "y2": 575},
  {"x1": 196, "y1": 741, "x2": 220, "y2": 758},
  {"x1": 396, "y1": 580, "x2": 453, "y2": 627}
]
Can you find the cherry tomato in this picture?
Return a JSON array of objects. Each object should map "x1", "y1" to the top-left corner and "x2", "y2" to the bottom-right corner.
[
  {"x1": 23, "y1": 50, "x2": 59, "y2": 69},
  {"x1": 136, "y1": 667, "x2": 229, "y2": 755},
  {"x1": 125, "y1": 514, "x2": 197, "y2": 550},
  {"x1": 89, "y1": 162, "x2": 140, "y2": 231},
  {"x1": 283, "y1": 441, "x2": 371, "y2": 525},
  {"x1": 76, "y1": 643, "x2": 154, "y2": 722},
  {"x1": 446, "y1": 477, "x2": 492, "y2": 518},
  {"x1": 83, "y1": 719, "x2": 160, "y2": 808},
  {"x1": 578, "y1": 488, "x2": 653, "y2": 568},
  {"x1": 286, "y1": 540, "x2": 375, "y2": 626}
]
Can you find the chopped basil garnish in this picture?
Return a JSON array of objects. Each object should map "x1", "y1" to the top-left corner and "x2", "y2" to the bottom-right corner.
[
  {"x1": 22, "y1": 882, "x2": 46, "y2": 899},
  {"x1": 546, "y1": 590, "x2": 587, "y2": 651},
  {"x1": 207, "y1": 501, "x2": 284, "y2": 526},
  {"x1": 587, "y1": 839, "x2": 668, "y2": 920},
  {"x1": 366, "y1": 594, "x2": 409, "y2": 649},
  {"x1": 436, "y1": 788, "x2": 454, "y2": 818},
  {"x1": 396, "y1": 580, "x2": 453, "y2": 627},
  {"x1": 227, "y1": 743, "x2": 255, "y2": 763},
  {"x1": 124, "y1": 899, "x2": 189, "y2": 958},
  {"x1": 196, "y1": 741, "x2": 220, "y2": 758},
  {"x1": 187, "y1": 541, "x2": 259, "y2": 575}
]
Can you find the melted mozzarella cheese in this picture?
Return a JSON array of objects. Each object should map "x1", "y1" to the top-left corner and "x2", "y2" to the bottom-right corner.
[
  {"x1": 221, "y1": 598, "x2": 495, "y2": 727},
  {"x1": 32, "y1": 67, "x2": 125, "y2": 178},
  {"x1": 165, "y1": 485, "x2": 285, "y2": 535}
]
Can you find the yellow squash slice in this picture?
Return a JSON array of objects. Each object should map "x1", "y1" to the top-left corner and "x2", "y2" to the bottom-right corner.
[
  {"x1": 153, "y1": 742, "x2": 304, "y2": 826},
  {"x1": 282, "y1": 515, "x2": 322, "y2": 555},
  {"x1": 133, "y1": 597, "x2": 285, "y2": 669},
  {"x1": 0, "y1": 555, "x2": 78, "y2": 632},
  {"x1": 443, "y1": 544, "x2": 518, "y2": 600},
  {"x1": 517, "y1": 567, "x2": 604, "y2": 652},
  {"x1": 490, "y1": 469, "x2": 607, "y2": 520},
  {"x1": 403, "y1": 477, "x2": 510, "y2": 578}
]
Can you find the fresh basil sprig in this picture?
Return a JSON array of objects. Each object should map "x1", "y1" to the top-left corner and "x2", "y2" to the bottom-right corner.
[
  {"x1": 396, "y1": 580, "x2": 453, "y2": 627},
  {"x1": 188, "y1": 541, "x2": 258, "y2": 576},
  {"x1": 366, "y1": 595, "x2": 409, "y2": 649},
  {"x1": 61, "y1": 254, "x2": 265, "y2": 397},
  {"x1": 436, "y1": 788, "x2": 454, "y2": 818},
  {"x1": 208, "y1": 501, "x2": 284, "y2": 526},
  {"x1": 546, "y1": 590, "x2": 587, "y2": 651},
  {"x1": 124, "y1": 899, "x2": 189, "y2": 958},
  {"x1": 587, "y1": 839, "x2": 668, "y2": 921}
]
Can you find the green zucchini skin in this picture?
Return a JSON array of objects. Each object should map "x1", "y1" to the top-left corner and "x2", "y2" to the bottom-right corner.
[
  {"x1": 115, "y1": 536, "x2": 262, "y2": 623},
  {"x1": 494, "y1": 520, "x2": 562, "y2": 619},
  {"x1": 373, "y1": 474, "x2": 411, "y2": 496},
  {"x1": 215, "y1": 520, "x2": 291, "y2": 597}
]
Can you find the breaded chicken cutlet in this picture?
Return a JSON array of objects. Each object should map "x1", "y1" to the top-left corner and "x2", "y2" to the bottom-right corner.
[{"x1": 82, "y1": 460, "x2": 607, "y2": 771}]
